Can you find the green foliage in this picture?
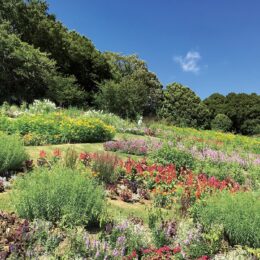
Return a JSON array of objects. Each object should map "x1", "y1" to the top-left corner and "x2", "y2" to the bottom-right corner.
[
  {"x1": 241, "y1": 119, "x2": 260, "y2": 136},
  {"x1": 186, "y1": 223, "x2": 224, "y2": 258},
  {"x1": 12, "y1": 166, "x2": 107, "y2": 227},
  {"x1": 204, "y1": 92, "x2": 260, "y2": 135},
  {"x1": 159, "y1": 82, "x2": 210, "y2": 129},
  {"x1": 63, "y1": 147, "x2": 78, "y2": 169},
  {"x1": 28, "y1": 99, "x2": 57, "y2": 114},
  {"x1": 91, "y1": 153, "x2": 120, "y2": 184},
  {"x1": 0, "y1": 132, "x2": 28, "y2": 175},
  {"x1": 84, "y1": 109, "x2": 132, "y2": 131},
  {"x1": 0, "y1": 0, "x2": 111, "y2": 105},
  {"x1": 192, "y1": 191, "x2": 260, "y2": 248},
  {"x1": 106, "y1": 220, "x2": 149, "y2": 255},
  {"x1": 148, "y1": 207, "x2": 171, "y2": 247},
  {"x1": 150, "y1": 143, "x2": 194, "y2": 171},
  {"x1": 211, "y1": 113, "x2": 233, "y2": 132},
  {"x1": 0, "y1": 24, "x2": 83, "y2": 105},
  {"x1": 1, "y1": 113, "x2": 115, "y2": 145},
  {"x1": 225, "y1": 93, "x2": 260, "y2": 134},
  {"x1": 96, "y1": 53, "x2": 163, "y2": 119},
  {"x1": 203, "y1": 93, "x2": 226, "y2": 120}
]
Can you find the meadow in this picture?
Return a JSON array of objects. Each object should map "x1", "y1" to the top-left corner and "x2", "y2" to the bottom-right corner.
[{"x1": 0, "y1": 101, "x2": 259, "y2": 259}]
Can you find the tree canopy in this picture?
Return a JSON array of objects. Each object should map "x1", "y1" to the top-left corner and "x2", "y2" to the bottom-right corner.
[
  {"x1": 0, "y1": 24, "x2": 84, "y2": 105},
  {"x1": 0, "y1": 0, "x2": 259, "y2": 135},
  {"x1": 159, "y1": 83, "x2": 210, "y2": 129}
]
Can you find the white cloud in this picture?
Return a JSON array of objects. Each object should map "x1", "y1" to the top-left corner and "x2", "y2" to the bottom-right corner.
[{"x1": 174, "y1": 51, "x2": 201, "y2": 73}]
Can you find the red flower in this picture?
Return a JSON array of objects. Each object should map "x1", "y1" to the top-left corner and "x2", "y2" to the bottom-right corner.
[
  {"x1": 173, "y1": 246, "x2": 181, "y2": 253},
  {"x1": 79, "y1": 152, "x2": 89, "y2": 160},
  {"x1": 53, "y1": 149, "x2": 61, "y2": 157},
  {"x1": 39, "y1": 150, "x2": 46, "y2": 158},
  {"x1": 129, "y1": 250, "x2": 137, "y2": 258},
  {"x1": 197, "y1": 256, "x2": 210, "y2": 260}
]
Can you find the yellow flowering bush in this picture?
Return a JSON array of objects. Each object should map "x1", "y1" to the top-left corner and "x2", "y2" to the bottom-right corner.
[{"x1": 3, "y1": 113, "x2": 115, "y2": 145}]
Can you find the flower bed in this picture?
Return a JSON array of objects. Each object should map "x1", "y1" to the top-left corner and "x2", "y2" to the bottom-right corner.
[
  {"x1": 104, "y1": 139, "x2": 162, "y2": 155},
  {"x1": 0, "y1": 113, "x2": 115, "y2": 145}
]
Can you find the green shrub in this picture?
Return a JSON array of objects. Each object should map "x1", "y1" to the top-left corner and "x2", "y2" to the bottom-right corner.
[
  {"x1": 63, "y1": 147, "x2": 78, "y2": 169},
  {"x1": 192, "y1": 191, "x2": 260, "y2": 248},
  {"x1": 9, "y1": 113, "x2": 115, "y2": 145},
  {"x1": 241, "y1": 119, "x2": 260, "y2": 136},
  {"x1": 84, "y1": 109, "x2": 132, "y2": 131},
  {"x1": 28, "y1": 99, "x2": 57, "y2": 114},
  {"x1": 106, "y1": 220, "x2": 149, "y2": 256},
  {"x1": 12, "y1": 166, "x2": 107, "y2": 227},
  {"x1": 150, "y1": 143, "x2": 194, "y2": 171},
  {"x1": 211, "y1": 114, "x2": 232, "y2": 132},
  {"x1": 0, "y1": 116, "x2": 15, "y2": 134},
  {"x1": 0, "y1": 132, "x2": 28, "y2": 175}
]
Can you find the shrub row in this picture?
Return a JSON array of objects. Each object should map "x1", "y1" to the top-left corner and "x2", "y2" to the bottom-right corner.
[{"x1": 0, "y1": 113, "x2": 115, "y2": 145}]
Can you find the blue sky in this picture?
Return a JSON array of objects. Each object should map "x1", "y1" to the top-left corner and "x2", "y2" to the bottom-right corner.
[{"x1": 47, "y1": 0, "x2": 260, "y2": 99}]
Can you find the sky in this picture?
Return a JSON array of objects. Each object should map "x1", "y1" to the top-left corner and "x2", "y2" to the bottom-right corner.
[{"x1": 46, "y1": 0, "x2": 260, "y2": 99}]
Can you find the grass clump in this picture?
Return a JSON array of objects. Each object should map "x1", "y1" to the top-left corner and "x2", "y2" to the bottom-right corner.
[
  {"x1": 12, "y1": 166, "x2": 107, "y2": 227},
  {"x1": 192, "y1": 191, "x2": 260, "y2": 248},
  {"x1": 0, "y1": 132, "x2": 28, "y2": 176}
]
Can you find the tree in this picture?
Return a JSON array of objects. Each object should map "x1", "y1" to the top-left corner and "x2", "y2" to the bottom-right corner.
[
  {"x1": 159, "y1": 82, "x2": 210, "y2": 128},
  {"x1": 211, "y1": 114, "x2": 233, "y2": 132},
  {"x1": 96, "y1": 53, "x2": 163, "y2": 118},
  {"x1": 224, "y1": 93, "x2": 260, "y2": 134},
  {"x1": 203, "y1": 93, "x2": 226, "y2": 120},
  {"x1": 0, "y1": 24, "x2": 84, "y2": 105},
  {"x1": 0, "y1": 0, "x2": 111, "y2": 105}
]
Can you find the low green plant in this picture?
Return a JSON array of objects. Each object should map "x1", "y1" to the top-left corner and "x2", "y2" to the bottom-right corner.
[
  {"x1": 0, "y1": 132, "x2": 28, "y2": 175},
  {"x1": 12, "y1": 166, "x2": 107, "y2": 227},
  {"x1": 63, "y1": 147, "x2": 78, "y2": 169},
  {"x1": 148, "y1": 207, "x2": 170, "y2": 247},
  {"x1": 150, "y1": 143, "x2": 194, "y2": 171},
  {"x1": 192, "y1": 191, "x2": 260, "y2": 248},
  {"x1": 106, "y1": 219, "x2": 150, "y2": 256},
  {"x1": 91, "y1": 152, "x2": 120, "y2": 184}
]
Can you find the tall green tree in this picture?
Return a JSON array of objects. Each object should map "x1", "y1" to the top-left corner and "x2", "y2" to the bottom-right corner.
[
  {"x1": 0, "y1": 0, "x2": 111, "y2": 105},
  {"x1": 97, "y1": 52, "x2": 163, "y2": 118},
  {"x1": 0, "y1": 24, "x2": 84, "y2": 105},
  {"x1": 159, "y1": 82, "x2": 210, "y2": 129},
  {"x1": 203, "y1": 93, "x2": 226, "y2": 120},
  {"x1": 224, "y1": 92, "x2": 260, "y2": 134}
]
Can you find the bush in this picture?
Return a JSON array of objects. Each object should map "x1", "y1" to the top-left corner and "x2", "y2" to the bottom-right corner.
[
  {"x1": 211, "y1": 114, "x2": 232, "y2": 132},
  {"x1": 0, "y1": 132, "x2": 28, "y2": 176},
  {"x1": 12, "y1": 166, "x2": 107, "y2": 227},
  {"x1": 28, "y1": 99, "x2": 57, "y2": 114},
  {"x1": 84, "y1": 110, "x2": 132, "y2": 131},
  {"x1": 241, "y1": 119, "x2": 260, "y2": 136},
  {"x1": 91, "y1": 153, "x2": 120, "y2": 184},
  {"x1": 150, "y1": 143, "x2": 194, "y2": 171},
  {"x1": 7, "y1": 113, "x2": 115, "y2": 145},
  {"x1": 105, "y1": 220, "x2": 149, "y2": 256},
  {"x1": 192, "y1": 191, "x2": 260, "y2": 248}
]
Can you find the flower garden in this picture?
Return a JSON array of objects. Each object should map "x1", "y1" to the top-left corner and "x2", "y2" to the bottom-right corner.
[{"x1": 0, "y1": 102, "x2": 259, "y2": 259}]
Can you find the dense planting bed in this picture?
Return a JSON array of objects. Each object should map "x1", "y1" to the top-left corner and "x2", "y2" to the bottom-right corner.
[
  {"x1": 0, "y1": 113, "x2": 115, "y2": 145},
  {"x1": 0, "y1": 108, "x2": 259, "y2": 259}
]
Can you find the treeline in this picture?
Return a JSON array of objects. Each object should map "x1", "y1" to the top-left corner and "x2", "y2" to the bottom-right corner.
[{"x1": 0, "y1": 0, "x2": 259, "y2": 135}]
